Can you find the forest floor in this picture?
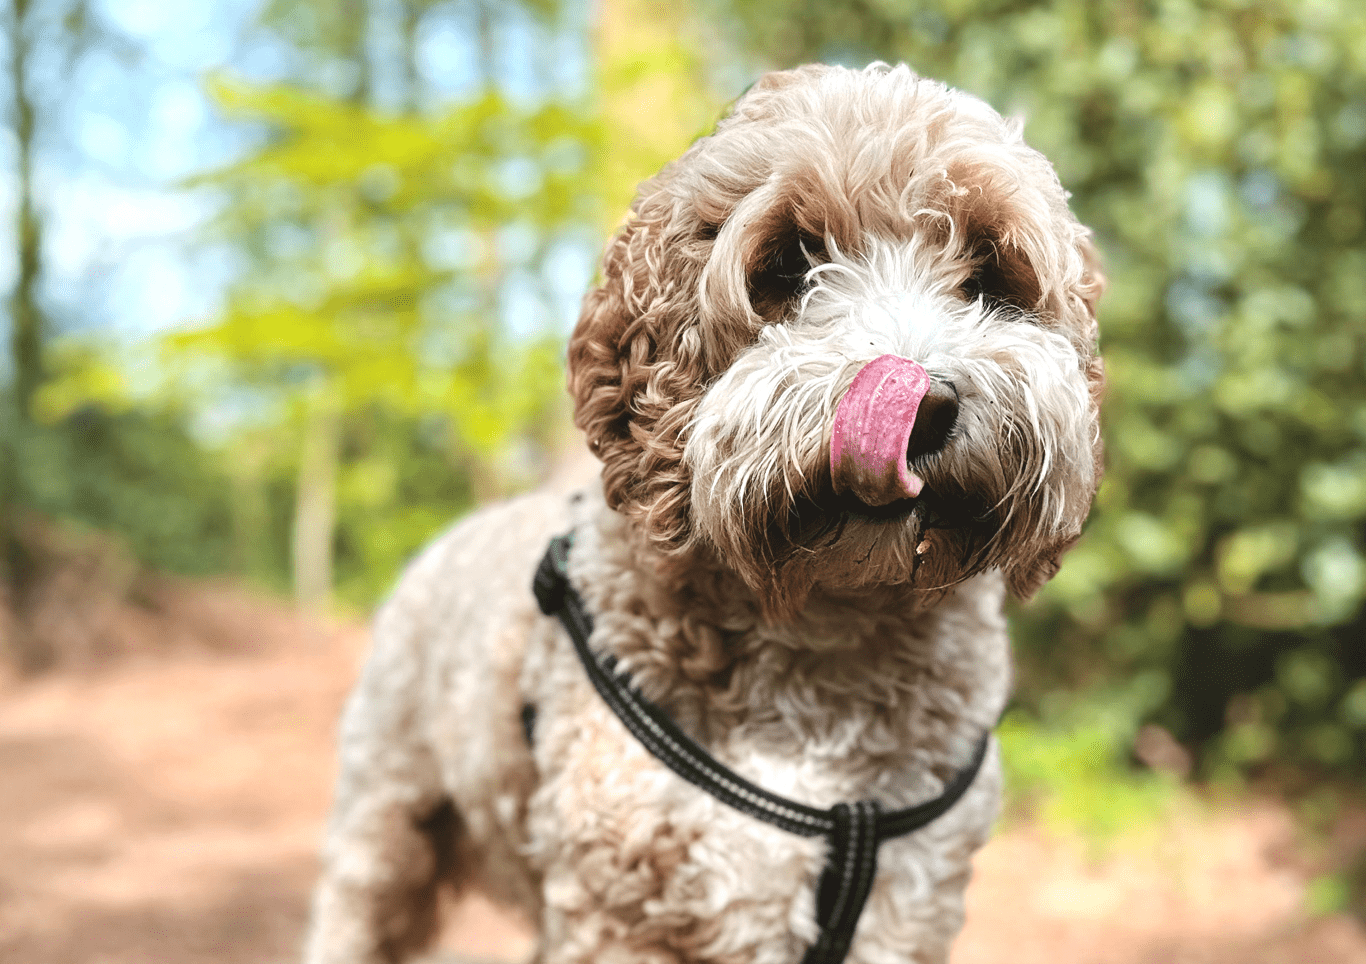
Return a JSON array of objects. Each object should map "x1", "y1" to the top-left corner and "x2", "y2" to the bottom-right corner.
[{"x1": 2, "y1": 579, "x2": 1365, "y2": 964}]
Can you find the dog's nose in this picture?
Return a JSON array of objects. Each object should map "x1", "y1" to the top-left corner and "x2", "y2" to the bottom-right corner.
[{"x1": 906, "y1": 380, "x2": 959, "y2": 462}]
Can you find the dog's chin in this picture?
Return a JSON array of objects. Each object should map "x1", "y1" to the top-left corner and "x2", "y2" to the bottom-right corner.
[{"x1": 722, "y1": 482, "x2": 1001, "y2": 623}]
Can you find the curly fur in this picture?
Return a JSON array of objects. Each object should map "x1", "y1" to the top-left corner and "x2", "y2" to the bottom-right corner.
[{"x1": 303, "y1": 63, "x2": 1105, "y2": 964}]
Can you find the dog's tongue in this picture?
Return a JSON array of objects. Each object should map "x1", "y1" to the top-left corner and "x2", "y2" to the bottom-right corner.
[{"x1": 830, "y1": 354, "x2": 932, "y2": 506}]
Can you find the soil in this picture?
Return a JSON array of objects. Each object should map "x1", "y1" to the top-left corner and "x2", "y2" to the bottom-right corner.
[{"x1": 2, "y1": 581, "x2": 1363, "y2": 964}]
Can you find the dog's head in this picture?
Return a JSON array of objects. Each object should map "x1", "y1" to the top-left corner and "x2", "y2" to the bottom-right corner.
[{"x1": 569, "y1": 64, "x2": 1105, "y2": 618}]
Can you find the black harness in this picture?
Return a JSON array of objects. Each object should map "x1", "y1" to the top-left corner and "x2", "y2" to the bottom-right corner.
[{"x1": 531, "y1": 534, "x2": 990, "y2": 964}]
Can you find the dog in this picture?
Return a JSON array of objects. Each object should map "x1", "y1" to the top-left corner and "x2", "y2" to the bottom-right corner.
[{"x1": 303, "y1": 63, "x2": 1105, "y2": 964}]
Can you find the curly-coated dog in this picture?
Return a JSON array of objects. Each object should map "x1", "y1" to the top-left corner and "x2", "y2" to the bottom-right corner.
[{"x1": 303, "y1": 63, "x2": 1105, "y2": 964}]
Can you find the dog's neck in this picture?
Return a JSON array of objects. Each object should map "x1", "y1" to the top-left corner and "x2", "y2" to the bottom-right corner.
[{"x1": 568, "y1": 492, "x2": 1010, "y2": 796}]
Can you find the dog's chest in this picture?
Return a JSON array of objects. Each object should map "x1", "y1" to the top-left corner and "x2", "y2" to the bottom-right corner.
[
  {"x1": 519, "y1": 578, "x2": 1009, "y2": 963},
  {"x1": 524, "y1": 642, "x2": 823, "y2": 962}
]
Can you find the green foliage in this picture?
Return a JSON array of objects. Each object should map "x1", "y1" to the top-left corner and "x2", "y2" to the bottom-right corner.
[
  {"x1": 149, "y1": 0, "x2": 723, "y2": 610},
  {"x1": 999, "y1": 674, "x2": 1177, "y2": 846},
  {"x1": 11, "y1": 0, "x2": 716, "y2": 618},
  {"x1": 716, "y1": 0, "x2": 1366, "y2": 777},
  {"x1": 179, "y1": 76, "x2": 601, "y2": 446},
  {"x1": 9, "y1": 0, "x2": 1364, "y2": 799},
  {"x1": 1306, "y1": 872, "x2": 1352, "y2": 917},
  {"x1": 157, "y1": 51, "x2": 608, "y2": 604},
  {"x1": 330, "y1": 405, "x2": 481, "y2": 604},
  {"x1": 2, "y1": 378, "x2": 235, "y2": 579}
]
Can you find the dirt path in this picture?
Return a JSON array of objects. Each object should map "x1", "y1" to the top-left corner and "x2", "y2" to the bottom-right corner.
[{"x1": 2, "y1": 589, "x2": 1362, "y2": 964}]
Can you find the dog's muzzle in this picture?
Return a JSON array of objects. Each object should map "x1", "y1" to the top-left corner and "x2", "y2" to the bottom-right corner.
[{"x1": 830, "y1": 354, "x2": 959, "y2": 506}]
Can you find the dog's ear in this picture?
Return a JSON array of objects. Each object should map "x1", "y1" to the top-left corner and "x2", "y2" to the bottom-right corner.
[
  {"x1": 1006, "y1": 533, "x2": 1081, "y2": 600},
  {"x1": 1074, "y1": 230, "x2": 1107, "y2": 325},
  {"x1": 567, "y1": 179, "x2": 718, "y2": 551},
  {"x1": 1007, "y1": 232, "x2": 1107, "y2": 601},
  {"x1": 568, "y1": 77, "x2": 826, "y2": 554},
  {"x1": 1074, "y1": 231, "x2": 1107, "y2": 497}
]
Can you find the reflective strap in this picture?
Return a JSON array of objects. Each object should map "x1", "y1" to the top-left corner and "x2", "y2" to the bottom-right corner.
[
  {"x1": 803, "y1": 800, "x2": 882, "y2": 964},
  {"x1": 532, "y1": 534, "x2": 991, "y2": 964}
]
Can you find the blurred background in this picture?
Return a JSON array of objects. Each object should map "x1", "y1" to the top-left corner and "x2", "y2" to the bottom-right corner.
[{"x1": 1, "y1": 0, "x2": 1364, "y2": 962}]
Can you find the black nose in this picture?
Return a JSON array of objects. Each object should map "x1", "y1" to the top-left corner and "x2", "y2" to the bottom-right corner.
[{"x1": 906, "y1": 380, "x2": 959, "y2": 462}]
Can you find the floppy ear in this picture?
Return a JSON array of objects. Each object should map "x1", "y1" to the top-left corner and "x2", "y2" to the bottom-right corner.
[
  {"x1": 568, "y1": 71, "x2": 829, "y2": 556},
  {"x1": 567, "y1": 175, "x2": 718, "y2": 551},
  {"x1": 1006, "y1": 533, "x2": 1082, "y2": 600},
  {"x1": 1075, "y1": 231, "x2": 1108, "y2": 494},
  {"x1": 1006, "y1": 232, "x2": 1107, "y2": 601},
  {"x1": 1075, "y1": 231, "x2": 1107, "y2": 328}
]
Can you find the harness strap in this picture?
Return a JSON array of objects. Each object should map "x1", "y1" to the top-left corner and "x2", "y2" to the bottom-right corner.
[
  {"x1": 532, "y1": 533, "x2": 990, "y2": 964},
  {"x1": 807, "y1": 800, "x2": 879, "y2": 964}
]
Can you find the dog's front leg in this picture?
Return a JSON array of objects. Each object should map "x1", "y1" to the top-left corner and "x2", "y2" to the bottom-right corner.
[{"x1": 303, "y1": 598, "x2": 458, "y2": 964}]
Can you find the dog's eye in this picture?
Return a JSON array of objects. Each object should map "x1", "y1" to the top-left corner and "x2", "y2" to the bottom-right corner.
[
  {"x1": 960, "y1": 264, "x2": 989, "y2": 302},
  {"x1": 748, "y1": 230, "x2": 825, "y2": 323},
  {"x1": 960, "y1": 237, "x2": 1042, "y2": 312}
]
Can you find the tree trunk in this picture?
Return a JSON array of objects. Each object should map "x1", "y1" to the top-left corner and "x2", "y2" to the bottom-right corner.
[
  {"x1": 286, "y1": 0, "x2": 373, "y2": 611},
  {"x1": 7, "y1": 0, "x2": 42, "y2": 423},
  {"x1": 292, "y1": 383, "x2": 341, "y2": 610},
  {"x1": 229, "y1": 435, "x2": 273, "y2": 582},
  {"x1": 1, "y1": 0, "x2": 50, "y2": 671}
]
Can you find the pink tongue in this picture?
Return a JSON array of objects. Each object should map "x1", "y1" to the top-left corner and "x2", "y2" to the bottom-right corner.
[{"x1": 830, "y1": 354, "x2": 932, "y2": 506}]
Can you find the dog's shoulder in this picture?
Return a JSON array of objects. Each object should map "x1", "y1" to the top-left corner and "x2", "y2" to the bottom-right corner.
[{"x1": 380, "y1": 485, "x2": 590, "y2": 633}]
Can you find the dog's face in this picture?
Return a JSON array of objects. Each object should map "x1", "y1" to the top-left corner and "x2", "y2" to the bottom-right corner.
[{"x1": 569, "y1": 64, "x2": 1105, "y2": 618}]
